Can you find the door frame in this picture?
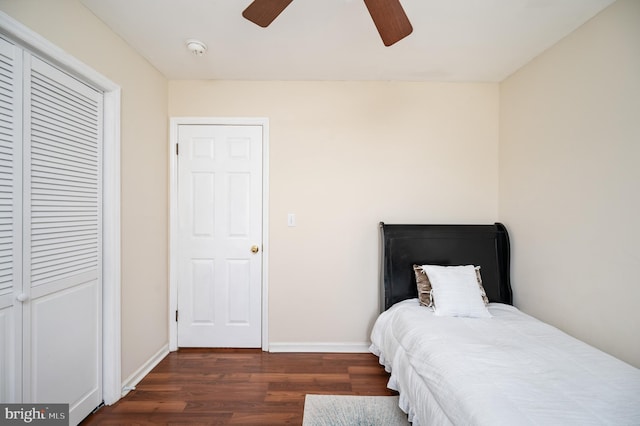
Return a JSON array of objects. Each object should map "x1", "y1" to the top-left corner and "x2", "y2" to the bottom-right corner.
[
  {"x1": 168, "y1": 117, "x2": 269, "y2": 351},
  {"x1": 0, "y1": 12, "x2": 122, "y2": 405}
]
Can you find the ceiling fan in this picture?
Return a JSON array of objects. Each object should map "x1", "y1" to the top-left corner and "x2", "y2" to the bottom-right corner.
[{"x1": 242, "y1": 0, "x2": 413, "y2": 46}]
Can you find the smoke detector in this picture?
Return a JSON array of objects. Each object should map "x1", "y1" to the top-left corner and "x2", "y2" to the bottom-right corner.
[{"x1": 186, "y1": 39, "x2": 207, "y2": 56}]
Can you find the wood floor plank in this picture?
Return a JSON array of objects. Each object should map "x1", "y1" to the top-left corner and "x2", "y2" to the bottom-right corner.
[
  {"x1": 81, "y1": 349, "x2": 395, "y2": 425},
  {"x1": 249, "y1": 372, "x2": 351, "y2": 383},
  {"x1": 112, "y1": 401, "x2": 188, "y2": 413}
]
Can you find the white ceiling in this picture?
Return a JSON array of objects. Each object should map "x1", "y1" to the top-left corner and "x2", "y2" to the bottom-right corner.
[{"x1": 80, "y1": 0, "x2": 615, "y2": 82}]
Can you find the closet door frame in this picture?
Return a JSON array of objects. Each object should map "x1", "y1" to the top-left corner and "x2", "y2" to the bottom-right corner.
[{"x1": 0, "y1": 12, "x2": 122, "y2": 405}]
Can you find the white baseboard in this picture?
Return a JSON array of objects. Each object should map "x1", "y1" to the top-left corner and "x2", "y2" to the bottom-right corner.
[
  {"x1": 268, "y1": 342, "x2": 372, "y2": 353},
  {"x1": 120, "y1": 343, "x2": 169, "y2": 397}
]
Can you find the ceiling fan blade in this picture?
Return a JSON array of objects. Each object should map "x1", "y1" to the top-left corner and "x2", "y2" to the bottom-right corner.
[
  {"x1": 363, "y1": 0, "x2": 413, "y2": 46},
  {"x1": 242, "y1": 0, "x2": 294, "y2": 28}
]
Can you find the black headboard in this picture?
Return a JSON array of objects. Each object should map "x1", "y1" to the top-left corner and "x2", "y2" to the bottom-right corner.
[{"x1": 379, "y1": 223, "x2": 512, "y2": 311}]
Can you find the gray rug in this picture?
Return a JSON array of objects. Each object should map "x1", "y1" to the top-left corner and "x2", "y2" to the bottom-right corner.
[{"x1": 302, "y1": 394, "x2": 410, "y2": 426}]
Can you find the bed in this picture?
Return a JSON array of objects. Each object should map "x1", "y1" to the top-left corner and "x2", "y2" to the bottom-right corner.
[{"x1": 370, "y1": 223, "x2": 640, "y2": 426}]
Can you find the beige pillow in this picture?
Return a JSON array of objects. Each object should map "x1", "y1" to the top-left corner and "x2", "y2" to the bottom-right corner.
[
  {"x1": 413, "y1": 264, "x2": 434, "y2": 307},
  {"x1": 413, "y1": 264, "x2": 489, "y2": 307},
  {"x1": 474, "y1": 267, "x2": 490, "y2": 305}
]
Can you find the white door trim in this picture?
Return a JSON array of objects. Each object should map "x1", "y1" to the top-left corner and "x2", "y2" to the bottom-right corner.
[
  {"x1": 169, "y1": 117, "x2": 269, "y2": 352},
  {"x1": 0, "y1": 12, "x2": 122, "y2": 406}
]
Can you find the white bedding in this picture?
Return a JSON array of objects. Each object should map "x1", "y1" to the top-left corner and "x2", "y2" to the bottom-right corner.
[{"x1": 370, "y1": 299, "x2": 640, "y2": 426}]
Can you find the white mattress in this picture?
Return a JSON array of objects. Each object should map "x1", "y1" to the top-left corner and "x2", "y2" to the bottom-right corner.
[{"x1": 370, "y1": 299, "x2": 640, "y2": 426}]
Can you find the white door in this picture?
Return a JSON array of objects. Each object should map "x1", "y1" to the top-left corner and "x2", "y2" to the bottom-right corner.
[
  {"x1": 0, "y1": 44, "x2": 103, "y2": 425},
  {"x1": 0, "y1": 35, "x2": 22, "y2": 405},
  {"x1": 177, "y1": 124, "x2": 262, "y2": 347},
  {"x1": 24, "y1": 54, "x2": 103, "y2": 425}
]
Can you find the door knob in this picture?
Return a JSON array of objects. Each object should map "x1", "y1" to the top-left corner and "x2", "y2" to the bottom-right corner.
[
  {"x1": 16, "y1": 293, "x2": 28, "y2": 303},
  {"x1": 251, "y1": 245, "x2": 260, "y2": 253}
]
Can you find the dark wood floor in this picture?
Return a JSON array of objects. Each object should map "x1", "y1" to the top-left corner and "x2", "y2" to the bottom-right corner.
[{"x1": 81, "y1": 349, "x2": 396, "y2": 425}]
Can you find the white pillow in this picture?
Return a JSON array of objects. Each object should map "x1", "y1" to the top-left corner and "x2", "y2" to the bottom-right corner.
[{"x1": 421, "y1": 265, "x2": 492, "y2": 318}]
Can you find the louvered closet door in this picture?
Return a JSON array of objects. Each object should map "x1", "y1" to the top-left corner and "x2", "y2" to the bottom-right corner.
[
  {"x1": 23, "y1": 55, "x2": 103, "y2": 425},
  {"x1": 0, "y1": 37, "x2": 22, "y2": 404}
]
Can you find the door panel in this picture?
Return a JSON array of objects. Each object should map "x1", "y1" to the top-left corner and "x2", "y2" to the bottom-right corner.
[
  {"x1": 177, "y1": 124, "x2": 262, "y2": 348},
  {"x1": 0, "y1": 304, "x2": 18, "y2": 402},
  {"x1": 227, "y1": 173, "x2": 251, "y2": 236},
  {"x1": 29, "y1": 282, "x2": 99, "y2": 406},
  {"x1": 191, "y1": 258, "x2": 215, "y2": 323},
  {"x1": 227, "y1": 259, "x2": 251, "y2": 323},
  {"x1": 192, "y1": 172, "x2": 215, "y2": 236}
]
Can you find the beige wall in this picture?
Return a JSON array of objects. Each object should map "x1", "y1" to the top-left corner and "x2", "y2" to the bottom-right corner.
[
  {"x1": 8, "y1": 0, "x2": 636, "y2": 394},
  {"x1": 499, "y1": 0, "x2": 640, "y2": 367},
  {"x1": 170, "y1": 80, "x2": 500, "y2": 345},
  {"x1": 0, "y1": 0, "x2": 170, "y2": 379}
]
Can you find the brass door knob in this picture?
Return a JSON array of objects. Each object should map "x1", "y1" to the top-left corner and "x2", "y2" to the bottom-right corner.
[{"x1": 251, "y1": 245, "x2": 260, "y2": 253}]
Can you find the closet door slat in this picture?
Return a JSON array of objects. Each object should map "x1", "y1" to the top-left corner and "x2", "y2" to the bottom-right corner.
[
  {"x1": 28, "y1": 57, "x2": 102, "y2": 288},
  {"x1": 0, "y1": 38, "x2": 20, "y2": 298}
]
